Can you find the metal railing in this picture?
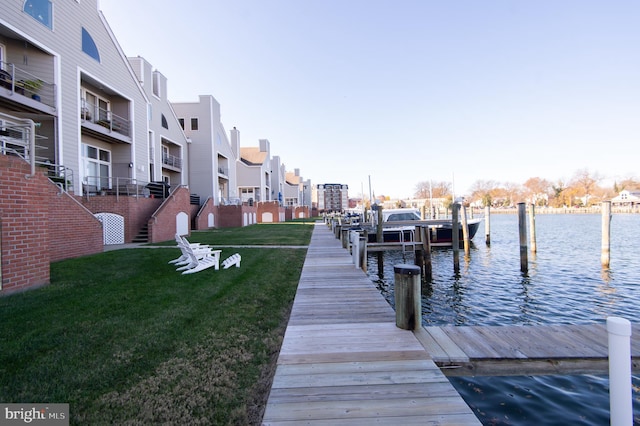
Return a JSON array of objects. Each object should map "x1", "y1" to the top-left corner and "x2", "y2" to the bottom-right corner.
[
  {"x1": 83, "y1": 176, "x2": 173, "y2": 201},
  {"x1": 37, "y1": 161, "x2": 74, "y2": 192},
  {"x1": 0, "y1": 61, "x2": 56, "y2": 108},
  {"x1": 162, "y1": 152, "x2": 182, "y2": 169},
  {"x1": 80, "y1": 99, "x2": 131, "y2": 137}
]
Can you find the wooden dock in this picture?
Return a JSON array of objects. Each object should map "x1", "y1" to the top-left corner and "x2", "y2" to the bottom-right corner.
[
  {"x1": 416, "y1": 323, "x2": 640, "y2": 377},
  {"x1": 263, "y1": 221, "x2": 639, "y2": 424},
  {"x1": 262, "y1": 223, "x2": 481, "y2": 425}
]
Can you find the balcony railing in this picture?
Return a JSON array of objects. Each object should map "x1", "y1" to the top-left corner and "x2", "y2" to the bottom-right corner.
[
  {"x1": 162, "y1": 152, "x2": 182, "y2": 169},
  {"x1": 0, "y1": 62, "x2": 56, "y2": 109},
  {"x1": 81, "y1": 99, "x2": 131, "y2": 137},
  {"x1": 83, "y1": 176, "x2": 171, "y2": 201}
]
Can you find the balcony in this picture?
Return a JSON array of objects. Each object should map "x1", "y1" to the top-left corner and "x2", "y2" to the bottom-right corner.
[
  {"x1": 162, "y1": 152, "x2": 182, "y2": 171},
  {"x1": 80, "y1": 98, "x2": 131, "y2": 143},
  {"x1": 0, "y1": 62, "x2": 56, "y2": 112}
]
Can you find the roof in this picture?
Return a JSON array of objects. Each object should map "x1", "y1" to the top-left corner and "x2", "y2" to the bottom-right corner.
[
  {"x1": 286, "y1": 171, "x2": 301, "y2": 185},
  {"x1": 240, "y1": 147, "x2": 267, "y2": 165}
]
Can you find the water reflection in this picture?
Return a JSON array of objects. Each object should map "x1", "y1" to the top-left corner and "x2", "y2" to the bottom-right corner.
[{"x1": 364, "y1": 214, "x2": 640, "y2": 424}]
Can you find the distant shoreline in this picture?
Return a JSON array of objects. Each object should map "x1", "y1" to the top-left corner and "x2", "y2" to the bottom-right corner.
[{"x1": 474, "y1": 206, "x2": 640, "y2": 215}]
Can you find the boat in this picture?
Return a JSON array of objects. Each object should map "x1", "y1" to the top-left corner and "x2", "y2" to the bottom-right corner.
[{"x1": 355, "y1": 208, "x2": 482, "y2": 247}]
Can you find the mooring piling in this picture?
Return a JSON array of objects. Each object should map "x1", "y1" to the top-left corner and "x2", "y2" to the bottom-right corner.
[
  {"x1": 529, "y1": 203, "x2": 537, "y2": 254},
  {"x1": 601, "y1": 201, "x2": 611, "y2": 268},
  {"x1": 517, "y1": 202, "x2": 528, "y2": 273},
  {"x1": 452, "y1": 203, "x2": 460, "y2": 273},
  {"x1": 484, "y1": 205, "x2": 491, "y2": 246}
]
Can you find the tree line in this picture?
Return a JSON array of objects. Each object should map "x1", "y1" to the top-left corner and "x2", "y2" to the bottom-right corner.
[{"x1": 414, "y1": 169, "x2": 640, "y2": 208}]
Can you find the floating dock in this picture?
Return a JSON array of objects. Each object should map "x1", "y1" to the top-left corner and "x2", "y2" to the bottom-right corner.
[{"x1": 417, "y1": 323, "x2": 640, "y2": 376}]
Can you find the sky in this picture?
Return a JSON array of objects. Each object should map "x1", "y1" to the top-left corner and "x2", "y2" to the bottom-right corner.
[{"x1": 99, "y1": 0, "x2": 639, "y2": 199}]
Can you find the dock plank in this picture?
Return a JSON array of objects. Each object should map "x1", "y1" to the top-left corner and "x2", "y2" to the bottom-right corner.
[{"x1": 424, "y1": 323, "x2": 640, "y2": 375}]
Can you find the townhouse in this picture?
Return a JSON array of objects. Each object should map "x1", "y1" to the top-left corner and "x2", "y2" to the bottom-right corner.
[
  {"x1": 0, "y1": 0, "x2": 313, "y2": 294},
  {"x1": 128, "y1": 56, "x2": 189, "y2": 190}
]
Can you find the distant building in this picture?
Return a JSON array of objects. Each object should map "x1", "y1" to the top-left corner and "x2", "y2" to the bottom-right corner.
[
  {"x1": 611, "y1": 189, "x2": 640, "y2": 207},
  {"x1": 315, "y1": 183, "x2": 348, "y2": 212}
]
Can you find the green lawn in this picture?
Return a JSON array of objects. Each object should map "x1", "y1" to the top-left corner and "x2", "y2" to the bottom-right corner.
[{"x1": 0, "y1": 223, "x2": 314, "y2": 425}]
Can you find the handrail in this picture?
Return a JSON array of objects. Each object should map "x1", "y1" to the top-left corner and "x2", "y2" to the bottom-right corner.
[
  {"x1": 0, "y1": 61, "x2": 56, "y2": 108},
  {"x1": 80, "y1": 98, "x2": 131, "y2": 137},
  {"x1": 0, "y1": 112, "x2": 36, "y2": 176},
  {"x1": 83, "y1": 176, "x2": 173, "y2": 201},
  {"x1": 162, "y1": 152, "x2": 182, "y2": 169}
]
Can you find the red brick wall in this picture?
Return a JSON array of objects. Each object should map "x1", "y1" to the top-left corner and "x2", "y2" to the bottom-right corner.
[
  {"x1": 194, "y1": 198, "x2": 217, "y2": 230},
  {"x1": 218, "y1": 204, "x2": 257, "y2": 228},
  {"x1": 48, "y1": 192, "x2": 103, "y2": 263},
  {"x1": 257, "y1": 201, "x2": 284, "y2": 223},
  {"x1": 0, "y1": 155, "x2": 102, "y2": 295},
  {"x1": 293, "y1": 206, "x2": 309, "y2": 219},
  {"x1": 148, "y1": 186, "x2": 192, "y2": 243},
  {"x1": 78, "y1": 195, "x2": 162, "y2": 242}
]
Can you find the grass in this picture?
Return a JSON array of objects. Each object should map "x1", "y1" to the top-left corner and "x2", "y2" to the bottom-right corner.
[
  {"x1": 0, "y1": 222, "x2": 315, "y2": 425},
  {"x1": 153, "y1": 222, "x2": 314, "y2": 247}
]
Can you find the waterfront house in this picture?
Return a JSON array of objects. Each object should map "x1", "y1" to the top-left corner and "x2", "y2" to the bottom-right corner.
[
  {"x1": 236, "y1": 138, "x2": 272, "y2": 205},
  {"x1": 611, "y1": 189, "x2": 640, "y2": 208},
  {"x1": 0, "y1": 0, "x2": 152, "y2": 293},
  {"x1": 128, "y1": 56, "x2": 189, "y2": 189},
  {"x1": 284, "y1": 168, "x2": 311, "y2": 218},
  {"x1": 0, "y1": 0, "x2": 313, "y2": 294}
]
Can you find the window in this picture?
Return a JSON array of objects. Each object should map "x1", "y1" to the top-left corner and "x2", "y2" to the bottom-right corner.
[
  {"x1": 82, "y1": 144, "x2": 111, "y2": 189},
  {"x1": 82, "y1": 89, "x2": 110, "y2": 122},
  {"x1": 0, "y1": 44, "x2": 5, "y2": 69},
  {"x1": 178, "y1": 118, "x2": 184, "y2": 129},
  {"x1": 162, "y1": 145, "x2": 169, "y2": 163},
  {"x1": 81, "y1": 28, "x2": 100, "y2": 62},
  {"x1": 190, "y1": 118, "x2": 198, "y2": 131},
  {"x1": 161, "y1": 114, "x2": 168, "y2": 129},
  {"x1": 24, "y1": 0, "x2": 52, "y2": 29}
]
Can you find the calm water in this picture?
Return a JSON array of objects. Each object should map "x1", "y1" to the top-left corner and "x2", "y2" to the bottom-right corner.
[{"x1": 366, "y1": 213, "x2": 640, "y2": 425}]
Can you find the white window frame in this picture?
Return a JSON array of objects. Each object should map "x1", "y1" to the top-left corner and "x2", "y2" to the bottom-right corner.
[
  {"x1": 0, "y1": 43, "x2": 5, "y2": 69},
  {"x1": 82, "y1": 88, "x2": 111, "y2": 122},
  {"x1": 82, "y1": 143, "x2": 111, "y2": 189}
]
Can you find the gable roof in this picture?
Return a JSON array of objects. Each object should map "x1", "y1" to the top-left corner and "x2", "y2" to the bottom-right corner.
[
  {"x1": 286, "y1": 171, "x2": 301, "y2": 186},
  {"x1": 240, "y1": 147, "x2": 267, "y2": 165}
]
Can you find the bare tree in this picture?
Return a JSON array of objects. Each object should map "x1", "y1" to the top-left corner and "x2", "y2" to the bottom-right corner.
[
  {"x1": 523, "y1": 177, "x2": 551, "y2": 206},
  {"x1": 569, "y1": 169, "x2": 602, "y2": 206},
  {"x1": 469, "y1": 180, "x2": 499, "y2": 207},
  {"x1": 414, "y1": 180, "x2": 452, "y2": 199}
]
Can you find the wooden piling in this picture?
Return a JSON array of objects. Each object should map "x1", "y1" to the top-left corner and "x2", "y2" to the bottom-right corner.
[
  {"x1": 461, "y1": 204, "x2": 470, "y2": 256},
  {"x1": 602, "y1": 201, "x2": 611, "y2": 268},
  {"x1": 529, "y1": 203, "x2": 537, "y2": 253},
  {"x1": 394, "y1": 264, "x2": 422, "y2": 330},
  {"x1": 484, "y1": 205, "x2": 491, "y2": 246},
  {"x1": 452, "y1": 203, "x2": 460, "y2": 273},
  {"x1": 518, "y1": 202, "x2": 528, "y2": 273},
  {"x1": 359, "y1": 236, "x2": 367, "y2": 273},
  {"x1": 420, "y1": 226, "x2": 432, "y2": 281},
  {"x1": 414, "y1": 225, "x2": 424, "y2": 274},
  {"x1": 376, "y1": 206, "x2": 383, "y2": 243}
]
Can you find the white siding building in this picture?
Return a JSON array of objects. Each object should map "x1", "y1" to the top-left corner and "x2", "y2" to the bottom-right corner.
[
  {"x1": 234, "y1": 136, "x2": 272, "y2": 204},
  {"x1": 128, "y1": 56, "x2": 189, "y2": 189},
  {"x1": 0, "y1": 0, "x2": 149, "y2": 194},
  {"x1": 172, "y1": 95, "x2": 237, "y2": 205}
]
